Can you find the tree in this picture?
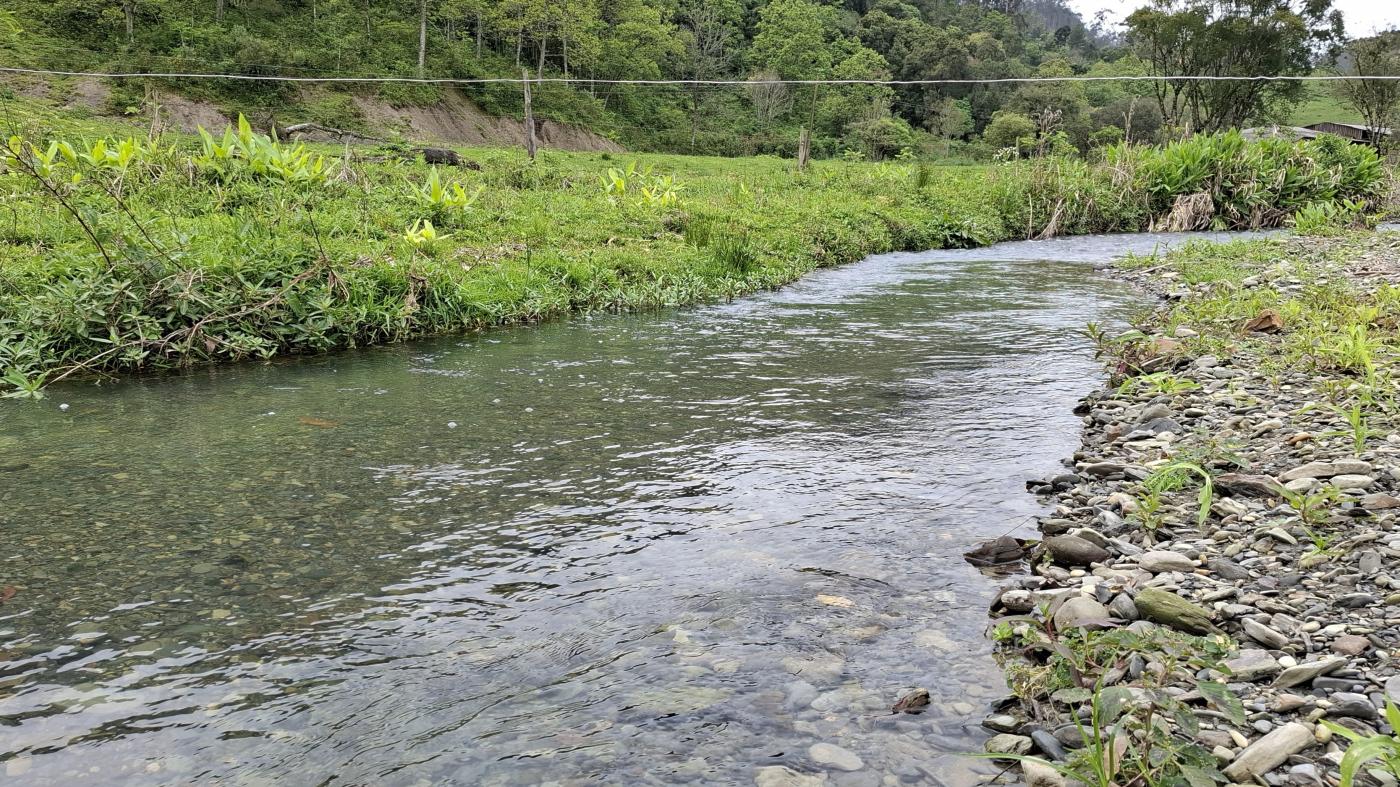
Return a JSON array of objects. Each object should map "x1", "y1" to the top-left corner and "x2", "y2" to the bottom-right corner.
[
  {"x1": 748, "y1": 0, "x2": 846, "y2": 79},
  {"x1": 1335, "y1": 30, "x2": 1400, "y2": 153},
  {"x1": 819, "y1": 46, "x2": 896, "y2": 136},
  {"x1": 1126, "y1": 0, "x2": 1344, "y2": 134},
  {"x1": 418, "y1": 0, "x2": 429, "y2": 77},
  {"x1": 984, "y1": 110, "x2": 1036, "y2": 150},
  {"x1": 678, "y1": 0, "x2": 743, "y2": 146}
]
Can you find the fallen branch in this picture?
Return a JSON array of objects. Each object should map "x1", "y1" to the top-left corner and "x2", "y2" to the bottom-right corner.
[{"x1": 281, "y1": 122, "x2": 386, "y2": 143}]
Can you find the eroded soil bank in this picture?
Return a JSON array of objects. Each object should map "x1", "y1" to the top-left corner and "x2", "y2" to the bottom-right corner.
[{"x1": 979, "y1": 231, "x2": 1400, "y2": 786}]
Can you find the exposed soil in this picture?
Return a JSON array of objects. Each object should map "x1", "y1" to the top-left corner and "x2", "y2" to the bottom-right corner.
[
  {"x1": 153, "y1": 91, "x2": 230, "y2": 134},
  {"x1": 349, "y1": 89, "x2": 623, "y2": 152},
  {"x1": 64, "y1": 77, "x2": 109, "y2": 112}
]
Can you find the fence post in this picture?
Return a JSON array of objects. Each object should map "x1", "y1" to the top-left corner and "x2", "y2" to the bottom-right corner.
[
  {"x1": 797, "y1": 127, "x2": 810, "y2": 172},
  {"x1": 522, "y1": 69, "x2": 538, "y2": 161}
]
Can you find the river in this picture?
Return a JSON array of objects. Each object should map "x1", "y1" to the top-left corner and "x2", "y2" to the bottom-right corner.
[{"x1": 0, "y1": 233, "x2": 1243, "y2": 785}]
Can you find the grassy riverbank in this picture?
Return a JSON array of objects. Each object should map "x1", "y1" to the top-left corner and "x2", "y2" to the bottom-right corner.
[
  {"x1": 985, "y1": 230, "x2": 1400, "y2": 785},
  {"x1": 0, "y1": 105, "x2": 1389, "y2": 395}
]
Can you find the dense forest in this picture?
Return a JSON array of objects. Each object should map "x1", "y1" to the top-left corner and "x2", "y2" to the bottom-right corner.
[{"x1": 0, "y1": 0, "x2": 1358, "y2": 156}]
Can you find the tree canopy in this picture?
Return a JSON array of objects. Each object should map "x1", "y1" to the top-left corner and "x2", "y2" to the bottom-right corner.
[{"x1": 0, "y1": 0, "x2": 1351, "y2": 156}]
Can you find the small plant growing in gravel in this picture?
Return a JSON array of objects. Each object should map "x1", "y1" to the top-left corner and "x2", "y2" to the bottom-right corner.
[
  {"x1": 1145, "y1": 460, "x2": 1216, "y2": 526},
  {"x1": 1324, "y1": 700, "x2": 1400, "y2": 787},
  {"x1": 1280, "y1": 485, "x2": 1341, "y2": 553},
  {"x1": 1311, "y1": 399, "x2": 1385, "y2": 454},
  {"x1": 1118, "y1": 372, "x2": 1200, "y2": 396}
]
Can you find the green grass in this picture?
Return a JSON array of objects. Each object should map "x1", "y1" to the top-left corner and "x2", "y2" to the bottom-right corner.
[
  {"x1": 1289, "y1": 81, "x2": 1364, "y2": 128},
  {"x1": 0, "y1": 95, "x2": 1388, "y2": 395}
]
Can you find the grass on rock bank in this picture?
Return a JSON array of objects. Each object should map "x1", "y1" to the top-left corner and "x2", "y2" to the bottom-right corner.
[
  {"x1": 0, "y1": 105, "x2": 1388, "y2": 395},
  {"x1": 987, "y1": 230, "x2": 1400, "y2": 786}
]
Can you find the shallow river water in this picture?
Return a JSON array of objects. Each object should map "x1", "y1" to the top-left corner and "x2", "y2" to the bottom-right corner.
[{"x1": 1, "y1": 233, "x2": 1244, "y2": 786}]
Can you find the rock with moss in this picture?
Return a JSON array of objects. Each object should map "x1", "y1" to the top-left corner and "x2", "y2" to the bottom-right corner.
[{"x1": 1132, "y1": 587, "x2": 1221, "y2": 635}]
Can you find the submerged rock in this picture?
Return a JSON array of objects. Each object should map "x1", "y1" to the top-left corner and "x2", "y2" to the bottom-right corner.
[
  {"x1": 891, "y1": 688, "x2": 930, "y2": 715},
  {"x1": 808, "y1": 742, "x2": 863, "y2": 771},
  {"x1": 755, "y1": 766, "x2": 827, "y2": 787}
]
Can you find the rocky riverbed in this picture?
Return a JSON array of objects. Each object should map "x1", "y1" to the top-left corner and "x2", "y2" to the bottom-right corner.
[{"x1": 978, "y1": 231, "x2": 1400, "y2": 787}]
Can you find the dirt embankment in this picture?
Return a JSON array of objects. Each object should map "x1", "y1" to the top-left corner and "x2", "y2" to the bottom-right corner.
[
  {"x1": 9, "y1": 76, "x2": 622, "y2": 152},
  {"x1": 349, "y1": 89, "x2": 623, "y2": 152},
  {"x1": 161, "y1": 84, "x2": 623, "y2": 152}
]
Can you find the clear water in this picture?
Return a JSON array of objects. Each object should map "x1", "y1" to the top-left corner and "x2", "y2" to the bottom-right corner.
[{"x1": 0, "y1": 233, "x2": 1230, "y2": 786}]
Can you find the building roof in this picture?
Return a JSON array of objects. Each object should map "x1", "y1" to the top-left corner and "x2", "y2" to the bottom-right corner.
[
  {"x1": 1303, "y1": 122, "x2": 1392, "y2": 135},
  {"x1": 1240, "y1": 125, "x2": 1323, "y2": 141}
]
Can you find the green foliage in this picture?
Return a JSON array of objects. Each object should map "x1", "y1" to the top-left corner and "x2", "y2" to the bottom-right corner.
[
  {"x1": 1124, "y1": 131, "x2": 1385, "y2": 231},
  {"x1": 1119, "y1": 372, "x2": 1199, "y2": 396},
  {"x1": 598, "y1": 161, "x2": 684, "y2": 208},
  {"x1": 1280, "y1": 484, "x2": 1341, "y2": 552},
  {"x1": 1292, "y1": 199, "x2": 1370, "y2": 236},
  {"x1": 1125, "y1": 0, "x2": 1341, "y2": 132},
  {"x1": 412, "y1": 167, "x2": 483, "y2": 222},
  {"x1": 3, "y1": 0, "x2": 1156, "y2": 158},
  {"x1": 987, "y1": 627, "x2": 1237, "y2": 786},
  {"x1": 1146, "y1": 460, "x2": 1215, "y2": 527},
  {"x1": 196, "y1": 115, "x2": 332, "y2": 185},
  {"x1": 403, "y1": 219, "x2": 450, "y2": 253},
  {"x1": 984, "y1": 111, "x2": 1037, "y2": 154},
  {"x1": 710, "y1": 231, "x2": 758, "y2": 274},
  {"x1": 1314, "y1": 398, "x2": 1386, "y2": 454},
  {"x1": 1325, "y1": 701, "x2": 1400, "y2": 787},
  {"x1": 0, "y1": 112, "x2": 1386, "y2": 395}
]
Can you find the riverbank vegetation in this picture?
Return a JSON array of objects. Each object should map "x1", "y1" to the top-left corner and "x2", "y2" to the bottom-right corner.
[
  {"x1": 0, "y1": 108, "x2": 1389, "y2": 396},
  {"x1": 985, "y1": 230, "x2": 1400, "y2": 785}
]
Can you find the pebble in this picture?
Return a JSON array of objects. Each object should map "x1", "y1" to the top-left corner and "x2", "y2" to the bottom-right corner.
[
  {"x1": 1330, "y1": 634, "x2": 1370, "y2": 655},
  {"x1": 1274, "y1": 657, "x2": 1346, "y2": 689},
  {"x1": 1243, "y1": 619, "x2": 1290, "y2": 649}
]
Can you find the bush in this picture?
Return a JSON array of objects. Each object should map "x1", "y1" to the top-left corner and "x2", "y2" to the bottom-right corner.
[{"x1": 984, "y1": 111, "x2": 1037, "y2": 152}]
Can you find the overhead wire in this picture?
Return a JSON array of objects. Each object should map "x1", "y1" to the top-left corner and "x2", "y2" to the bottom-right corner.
[{"x1": 3, "y1": 65, "x2": 1400, "y2": 86}]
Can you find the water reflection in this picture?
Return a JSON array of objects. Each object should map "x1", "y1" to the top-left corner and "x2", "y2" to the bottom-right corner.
[{"x1": 0, "y1": 233, "x2": 1233, "y2": 785}]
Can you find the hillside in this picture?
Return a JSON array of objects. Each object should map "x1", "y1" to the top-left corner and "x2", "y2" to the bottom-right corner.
[{"x1": 1, "y1": 0, "x2": 1147, "y2": 157}]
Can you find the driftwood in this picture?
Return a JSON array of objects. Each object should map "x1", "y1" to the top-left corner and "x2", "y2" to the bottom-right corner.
[{"x1": 281, "y1": 122, "x2": 386, "y2": 143}]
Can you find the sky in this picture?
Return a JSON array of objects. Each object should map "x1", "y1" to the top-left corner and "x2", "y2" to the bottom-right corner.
[{"x1": 1066, "y1": 0, "x2": 1400, "y2": 37}]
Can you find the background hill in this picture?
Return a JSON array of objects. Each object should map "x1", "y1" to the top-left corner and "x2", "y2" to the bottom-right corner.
[{"x1": 0, "y1": 0, "x2": 1374, "y2": 156}]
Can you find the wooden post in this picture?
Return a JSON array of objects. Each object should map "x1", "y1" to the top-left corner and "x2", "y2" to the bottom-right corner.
[
  {"x1": 522, "y1": 69, "x2": 538, "y2": 161},
  {"x1": 797, "y1": 127, "x2": 810, "y2": 172}
]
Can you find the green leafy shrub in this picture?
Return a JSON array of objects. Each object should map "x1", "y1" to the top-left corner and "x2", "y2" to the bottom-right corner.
[{"x1": 196, "y1": 115, "x2": 332, "y2": 185}]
